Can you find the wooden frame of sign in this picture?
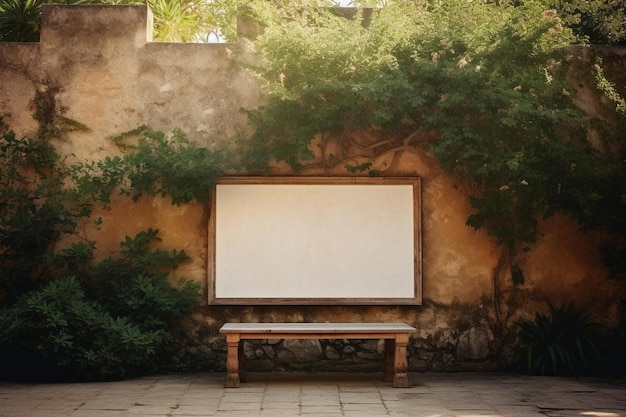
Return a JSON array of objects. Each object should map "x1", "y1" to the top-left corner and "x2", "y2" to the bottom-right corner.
[{"x1": 208, "y1": 176, "x2": 422, "y2": 305}]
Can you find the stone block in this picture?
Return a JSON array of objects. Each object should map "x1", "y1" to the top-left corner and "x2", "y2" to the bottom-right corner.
[
  {"x1": 456, "y1": 327, "x2": 491, "y2": 361},
  {"x1": 282, "y1": 339, "x2": 323, "y2": 362}
]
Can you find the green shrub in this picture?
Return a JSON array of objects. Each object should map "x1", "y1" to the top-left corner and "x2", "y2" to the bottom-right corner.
[
  {"x1": 0, "y1": 230, "x2": 200, "y2": 381},
  {"x1": 0, "y1": 277, "x2": 164, "y2": 380},
  {"x1": 83, "y1": 229, "x2": 199, "y2": 338},
  {"x1": 0, "y1": 129, "x2": 203, "y2": 381},
  {"x1": 514, "y1": 302, "x2": 604, "y2": 376},
  {"x1": 546, "y1": 0, "x2": 626, "y2": 45}
]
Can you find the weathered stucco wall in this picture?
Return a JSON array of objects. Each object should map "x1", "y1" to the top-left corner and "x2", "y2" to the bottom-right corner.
[{"x1": 1, "y1": 5, "x2": 624, "y2": 372}]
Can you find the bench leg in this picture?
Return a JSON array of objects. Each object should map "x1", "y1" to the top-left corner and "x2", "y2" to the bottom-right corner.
[
  {"x1": 238, "y1": 340, "x2": 247, "y2": 382},
  {"x1": 383, "y1": 339, "x2": 394, "y2": 382},
  {"x1": 226, "y1": 334, "x2": 240, "y2": 388},
  {"x1": 392, "y1": 333, "x2": 410, "y2": 388}
]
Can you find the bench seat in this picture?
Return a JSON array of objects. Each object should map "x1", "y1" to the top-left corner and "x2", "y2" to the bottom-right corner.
[{"x1": 219, "y1": 322, "x2": 416, "y2": 388}]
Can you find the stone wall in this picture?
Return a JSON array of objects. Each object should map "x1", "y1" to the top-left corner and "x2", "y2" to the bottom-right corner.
[{"x1": 1, "y1": 5, "x2": 625, "y2": 373}]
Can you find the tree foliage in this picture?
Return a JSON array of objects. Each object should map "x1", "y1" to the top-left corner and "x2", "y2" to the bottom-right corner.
[
  {"x1": 240, "y1": 1, "x2": 625, "y2": 258},
  {"x1": 1, "y1": 0, "x2": 624, "y2": 44},
  {"x1": 544, "y1": 0, "x2": 626, "y2": 45}
]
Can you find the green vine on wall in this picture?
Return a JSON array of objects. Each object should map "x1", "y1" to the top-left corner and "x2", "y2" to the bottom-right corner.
[
  {"x1": 594, "y1": 57, "x2": 626, "y2": 117},
  {"x1": 71, "y1": 125, "x2": 226, "y2": 206}
]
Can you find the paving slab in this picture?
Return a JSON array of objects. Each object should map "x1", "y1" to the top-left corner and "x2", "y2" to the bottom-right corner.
[{"x1": 0, "y1": 372, "x2": 625, "y2": 416}]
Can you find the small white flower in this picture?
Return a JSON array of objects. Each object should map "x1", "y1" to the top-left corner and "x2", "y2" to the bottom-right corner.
[{"x1": 499, "y1": 185, "x2": 510, "y2": 191}]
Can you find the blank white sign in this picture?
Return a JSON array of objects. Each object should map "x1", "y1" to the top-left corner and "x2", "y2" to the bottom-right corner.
[{"x1": 208, "y1": 177, "x2": 421, "y2": 304}]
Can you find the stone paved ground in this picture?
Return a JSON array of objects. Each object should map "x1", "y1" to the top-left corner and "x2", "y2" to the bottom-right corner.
[{"x1": 1, "y1": 372, "x2": 625, "y2": 417}]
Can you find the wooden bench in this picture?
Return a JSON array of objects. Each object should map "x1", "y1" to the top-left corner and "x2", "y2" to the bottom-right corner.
[{"x1": 219, "y1": 322, "x2": 416, "y2": 388}]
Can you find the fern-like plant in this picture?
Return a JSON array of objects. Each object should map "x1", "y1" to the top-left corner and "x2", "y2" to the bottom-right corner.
[{"x1": 514, "y1": 302, "x2": 604, "y2": 376}]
